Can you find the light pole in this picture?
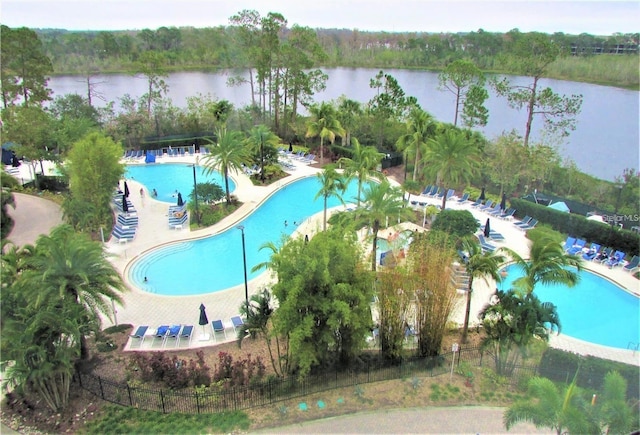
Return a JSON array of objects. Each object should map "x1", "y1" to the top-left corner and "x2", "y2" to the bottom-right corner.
[
  {"x1": 189, "y1": 164, "x2": 199, "y2": 224},
  {"x1": 237, "y1": 225, "x2": 249, "y2": 314}
]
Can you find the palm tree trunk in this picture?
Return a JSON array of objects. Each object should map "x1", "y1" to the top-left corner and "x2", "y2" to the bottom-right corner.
[
  {"x1": 319, "y1": 137, "x2": 324, "y2": 162},
  {"x1": 461, "y1": 278, "x2": 474, "y2": 344},
  {"x1": 224, "y1": 168, "x2": 231, "y2": 205},
  {"x1": 371, "y1": 224, "x2": 380, "y2": 271},
  {"x1": 323, "y1": 196, "x2": 328, "y2": 231}
]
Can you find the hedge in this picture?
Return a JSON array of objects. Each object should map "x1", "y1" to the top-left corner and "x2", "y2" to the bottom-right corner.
[
  {"x1": 538, "y1": 348, "x2": 639, "y2": 400},
  {"x1": 510, "y1": 198, "x2": 639, "y2": 257}
]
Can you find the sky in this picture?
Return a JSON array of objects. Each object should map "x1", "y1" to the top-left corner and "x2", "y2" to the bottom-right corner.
[{"x1": 1, "y1": 0, "x2": 638, "y2": 35}]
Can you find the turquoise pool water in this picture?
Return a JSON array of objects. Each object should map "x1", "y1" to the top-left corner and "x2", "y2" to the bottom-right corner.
[
  {"x1": 125, "y1": 164, "x2": 235, "y2": 204},
  {"x1": 130, "y1": 176, "x2": 361, "y2": 295},
  {"x1": 501, "y1": 264, "x2": 639, "y2": 350}
]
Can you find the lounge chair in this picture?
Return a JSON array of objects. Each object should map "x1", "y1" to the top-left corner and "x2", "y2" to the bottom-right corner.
[
  {"x1": 129, "y1": 325, "x2": 149, "y2": 348},
  {"x1": 488, "y1": 230, "x2": 505, "y2": 241},
  {"x1": 563, "y1": 236, "x2": 577, "y2": 252},
  {"x1": 513, "y1": 215, "x2": 532, "y2": 228},
  {"x1": 302, "y1": 154, "x2": 316, "y2": 164},
  {"x1": 421, "y1": 185, "x2": 433, "y2": 196},
  {"x1": 445, "y1": 189, "x2": 455, "y2": 200},
  {"x1": 567, "y1": 239, "x2": 586, "y2": 255},
  {"x1": 470, "y1": 198, "x2": 483, "y2": 208},
  {"x1": 595, "y1": 247, "x2": 613, "y2": 263},
  {"x1": 231, "y1": 315, "x2": 245, "y2": 333},
  {"x1": 164, "y1": 325, "x2": 182, "y2": 348},
  {"x1": 518, "y1": 218, "x2": 538, "y2": 231},
  {"x1": 152, "y1": 325, "x2": 170, "y2": 347},
  {"x1": 623, "y1": 255, "x2": 640, "y2": 273},
  {"x1": 456, "y1": 193, "x2": 470, "y2": 203},
  {"x1": 476, "y1": 234, "x2": 496, "y2": 253},
  {"x1": 582, "y1": 243, "x2": 601, "y2": 260},
  {"x1": 486, "y1": 204, "x2": 501, "y2": 215},
  {"x1": 179, "y1": 325, "x2": 194, "y2": 347},
  {"x1": 498, "y1": 208, "x2": 516, "y2": 220},
  {"x1": 479, "y1": 200, "x2": 494, "y2": 212},
  {"x1": 605, "y1": 251, "x2": 625, "y2": 268},
  {"x1": 211, "y1": 319, "x2": 227, "y2": 342}
]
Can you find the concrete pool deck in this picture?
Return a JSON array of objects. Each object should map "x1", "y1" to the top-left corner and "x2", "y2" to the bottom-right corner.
[{"x1": 5, "y1": 155, "x2": 640, "y2": 365}]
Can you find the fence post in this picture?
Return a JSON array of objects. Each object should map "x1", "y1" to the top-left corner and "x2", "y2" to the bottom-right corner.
[
  {"x1": 98, "y1": 376, "x2": 105, "y2": 400},
  {"x1": 195, "y1": 390, "x2": 200, "y2": 414},
  {"x1": 127, "y1": 383, "x2": 133, "y2": 406},
  {"x1": 160, "y1": 389, "x2": 166, "y2": 414}
]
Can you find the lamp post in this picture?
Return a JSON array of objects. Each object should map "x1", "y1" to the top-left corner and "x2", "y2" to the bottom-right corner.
[
  {"x1": 189, "y1": 164, "x2": 200, "y2": 224},
  {"x1": 237, "y1": 225, "x2": 249, "y2": 314}
]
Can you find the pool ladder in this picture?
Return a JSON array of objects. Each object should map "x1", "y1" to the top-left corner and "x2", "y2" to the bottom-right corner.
[{"x1": 627, "y1": 342, "x2": 639, "y2": 351}]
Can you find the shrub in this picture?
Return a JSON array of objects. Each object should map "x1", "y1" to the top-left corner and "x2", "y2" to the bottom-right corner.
[
  {"x1": 212, "y1": 352, "x2": 266, "y2": 389},
  {"x1": 128, "y1": 351, "x2": 211, "y2": 389},
  {"x1": 431, "y1": 209, "x2": 477, "y2": 238}
]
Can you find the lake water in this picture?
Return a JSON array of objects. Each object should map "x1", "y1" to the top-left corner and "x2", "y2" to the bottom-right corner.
[{"x1": 48, "y1": 68, "x2": 639, "y2": 181}]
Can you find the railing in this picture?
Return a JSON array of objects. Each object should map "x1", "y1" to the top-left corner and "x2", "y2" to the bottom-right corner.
[{"x1": 76, "y1": 346, "x2": 538, "y2": 414}]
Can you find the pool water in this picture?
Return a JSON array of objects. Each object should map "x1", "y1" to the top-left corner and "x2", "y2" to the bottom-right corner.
[
  {"x1": 130, "y1": 176, "x2": 361, "y2": 295},
  {"x1": 125, "y1": 164, "x2": 235, "y2": 204},
  {"x1": 501, "y1": 264, "x2": 639, "y2": 350}
]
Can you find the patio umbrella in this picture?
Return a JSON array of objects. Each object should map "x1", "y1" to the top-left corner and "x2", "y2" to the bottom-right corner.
[
  {"x1": 288, "y1": 142, "x2": 293, "y2": 152},
  {"x1": 199, "y1": 303, "x2": 209, "y2": 333},
  {"x1": 484, "y1": 218, "x2": 491, "y2": 238},
  {"x1": 500, "y1": 193, "x2": 507, "y2": 211},
  {"x1": 124, "y1": 181, "x2": 130, "y2": 198},
  {"x1": 177, "y1": 192, "x2": 184, "y2": 206},
  {"x1": 122, "y1": 194, "x2": 129, "y2": 213},
  {"x1": 478, "y1": 187, "x2": 485, "y2": 201}
]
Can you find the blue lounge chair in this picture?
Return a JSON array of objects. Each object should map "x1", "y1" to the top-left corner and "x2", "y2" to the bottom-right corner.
[
  {"x1": 421, "y1": 185, "x2": 433, "y2": 195},
  {"x1": 456, "y1": 193, "x2": 470, "y2": 203},
  {"x1": 164, "y1": 325, "x2": 182, "y2": 348},
  {"x1": 498, "y1": 208, "x2": 516, "y2": 220},
  {"x1": 567, "y1": 239, "x2": 586, "y2": 255},
  {"x1": 129, "y1": 325, "x2": 149, "y2": 348},
  {"x1": 211, "y1": 319, "x2": 227, "y2": 342},
  {"x1": 519, "y1": 218, "x2": 538, "y2": 231},
  {"x1": 513, "y1": 216, "x2": 532, "y2": 228},
  {"x1": 623, "y1": 255, "x2": 639, "y2": 273},
  {"x1": 488, "y1": 230, "x2": 505, "y2": 241},
  {"x1": 595, "y1": 247, "x2": 613, "y2": 263},
  {"x1": 479, "y1": 200, "x2": 494, "y2": 212},
  {"x1": 582, "y1": 243, "x2": 601, "y2": 260},
  {"x1": 231, "y1": 316, "x2": 245, "y2": 333},
  {"x1": 605, "y1": 251, "x2": 625, "y2": 268},
  {"x1": 487, "y1": 204, "x2": 501, "y2": 215},
  {"x1": 152, "y1": 325, "x2": 170, "y2": 347},
  {"x1": 477, "y1": 234, "x2": 496, "y2": 253},
  {"x1": 563, "y1": 236, "x2": 577, "y2": 252},
  {"x1": 179, "y1": 325, "x2": 194, "y2": 347},
  {"x1": 445, "y1": 189, "x2": 455, "y2": 200},
  {"x1": 470, "y1": 198, "x2": 483, "y2": 208}
]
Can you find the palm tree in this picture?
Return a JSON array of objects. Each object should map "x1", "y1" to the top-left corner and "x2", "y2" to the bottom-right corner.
[
  {"x1": 396, "y1": 107, "x2": 437, "y2": 181},
  {"x1": 236, "y1": 289, "x2": 287, "y2": 377},
  {"x1": 202, "y1": 127, "x2": 251, "y2": 205},
  {"x1": 504, "y1": 373, "x2": 593, "y2": 435},
  {"x1": 459, "y1": 237, "x2": 505, "y2": 344},
  {"x1": 305, "y1": 102, "x2": 345, "y2": 163},
  {"x1": 314, "y1": 165, "x2": 347, "y2": 231},
  {"x1": 480, "y1": 289, "x2": 561, "y2": 375},
  {"x1": 359, "y1": 179, "x2": 414, "y2": 271},
  {"x1": 19, "y1": 225, "x2": 126, "y2": 361},
  {"x1": 423, "y1": 129, "x2": 480, "y2": 210},
  {"x1": 246, "y1": 124, "x2": 280, "y2": 182},
  {"x1": 503, "y1": 237, "x2": 583, "y2": 296},
  {"x1": 337, "y1": 97, "x2": 362, "y2": 147},
  {"x1": 338, "y1": 137, "x2": 385, "y2": 209}
]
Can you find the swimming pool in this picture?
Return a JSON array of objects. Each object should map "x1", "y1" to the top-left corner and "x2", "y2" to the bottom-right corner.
[
  {"x1": 125, "y1": 164, "x2": 235, "y2": 203},
  {"x1": 129, "y1": 176, "x2": 361, "y2": 295},
  {"x1": 501, "y1": 264, "x2": 639, "y2": 350}
]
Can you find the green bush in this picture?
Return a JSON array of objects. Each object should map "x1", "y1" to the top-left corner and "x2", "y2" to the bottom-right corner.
[
  {"x1": 431, "y1": 209, "x2": 478, "y2": 238},
  {"x1": 526, "y1": 226, "x2": 564, "y2": 244},
  {"x1": 538, "y1": 348, "x2": 639, "y2": 400}
]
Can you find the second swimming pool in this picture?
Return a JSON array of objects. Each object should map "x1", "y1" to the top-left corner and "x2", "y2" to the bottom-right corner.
[
  {"x1": 129, "y1": 176, "x2": 360, "y2": 295},
  {"x1": 501, "y1": 264, "x2": 639, "y2": 350}
]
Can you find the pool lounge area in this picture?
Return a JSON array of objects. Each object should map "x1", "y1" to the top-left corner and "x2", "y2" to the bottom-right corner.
[{"x1": 106, "y1": 155, "x2": 640, "y2": 366}]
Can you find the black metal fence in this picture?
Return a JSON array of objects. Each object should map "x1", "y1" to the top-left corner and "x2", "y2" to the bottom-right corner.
[{"x1": 77, "y1": 346, "x2": 538, "y2": 414}]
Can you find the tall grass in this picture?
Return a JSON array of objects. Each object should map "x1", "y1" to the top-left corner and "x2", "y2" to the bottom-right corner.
[{"x1": 549, "y1": 55, "x2": 640, "y2": 89}]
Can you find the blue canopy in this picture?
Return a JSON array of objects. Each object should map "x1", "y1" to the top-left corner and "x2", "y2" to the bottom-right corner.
[{"x1": 548, "y1": 201, "x2": 570, "y2": 213}]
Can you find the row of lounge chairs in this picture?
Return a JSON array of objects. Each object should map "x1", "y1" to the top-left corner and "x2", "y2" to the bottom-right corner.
[
  {"x1": 129, "y1": 316, "x2": 246, "y2": 349},
  {"x1": 512, "y1": 215, "x2": 538, "y2": 231},
  {"x1": 563, "y1": 236, "x2": 639, "y2": 271},
  {"x1": 112, "y1": 191, "x2": 138, "y2": 242}
]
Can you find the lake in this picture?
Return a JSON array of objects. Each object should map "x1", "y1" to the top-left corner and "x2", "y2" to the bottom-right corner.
[{"x1": 48, "y1": 68, "x2": 639, "y2": 181}]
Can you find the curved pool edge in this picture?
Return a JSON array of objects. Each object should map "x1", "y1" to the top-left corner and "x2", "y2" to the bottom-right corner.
[{"x1": 122, "y1": 173, "x2": 329, "y2": 297}]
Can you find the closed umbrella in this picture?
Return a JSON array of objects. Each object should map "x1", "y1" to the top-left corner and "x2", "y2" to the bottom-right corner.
[
  {"x1": 124, "y1": 181, "x2": 130, "y2": 198},
  {"x1": 177, "y1": 192, "x2": 184, "y2": 206},
  {"x1": 500, "y1": 193, "x2": 507, "y2": 211},
  {"x1": 478, "y1": 187, "x2": 485, "y2": 201},
  {"x1": 288, "y1": 142, "x2": 293, "y2": 152},
  {"x1": 484, "y1": 218, "x2": 491, "y2": 238},
  {"x1": 199, "y1": 303, "x2": 209, "y2": 333},
  {"x1": 122, "y1": 194, "x2": 129, "y2": 213}
]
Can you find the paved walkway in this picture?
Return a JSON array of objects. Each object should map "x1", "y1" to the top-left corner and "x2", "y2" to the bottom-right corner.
[{"x1": 255, "y1": 406, "x2": 552, "y2": 434}]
